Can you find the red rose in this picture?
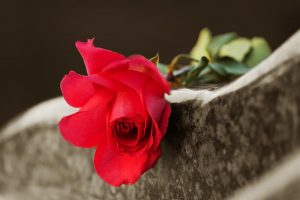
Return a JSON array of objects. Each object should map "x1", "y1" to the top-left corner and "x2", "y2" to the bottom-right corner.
[{"x1": 59, "y1": 39, "x2": 171, "y2": 186}]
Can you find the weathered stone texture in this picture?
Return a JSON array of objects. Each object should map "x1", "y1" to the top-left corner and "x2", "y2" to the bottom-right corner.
[
  {"x1": 229, "y1": 149, "x2": 300, "y2": 200},
  {"x1": 0, "y1": 31, "x2": 300, "y2": 199},
  {"x1": 150, "y1": 58, "x2": 300, "y2": 200}
]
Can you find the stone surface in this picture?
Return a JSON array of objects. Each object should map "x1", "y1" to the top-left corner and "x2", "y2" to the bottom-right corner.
[
  {"x1": 229, "y1": 149, "x2": 300, "y2": 200},
  {"x1": 0, "y1": 30, "x2": 300, "y2": 200}
]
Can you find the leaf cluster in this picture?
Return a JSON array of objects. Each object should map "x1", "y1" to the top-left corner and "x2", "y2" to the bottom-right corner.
[{"x1": 156, "y1": 28, "x2": 271, "y2": 88}]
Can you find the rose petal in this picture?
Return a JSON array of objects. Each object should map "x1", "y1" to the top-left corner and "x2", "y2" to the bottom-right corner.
[
  {"x1": 100, "y1": 56, "x2": 170, "y2": 124},
  {"x1": 59, "y1": 107, "x2": 105, "y2": 148},
  {"x1": 144, "y1": 148, "x2": 161, "y2": 171},
  {"x1": 106, "y1": 70, "x2": 147, "y2": 94},
  {"x1": 159, "y1": 103, "x2": 171, "y2": 136},
  {"x1": 131, "y1": 120, "x2": 154, "y2": 155},
  {"x1": 80, "y1": 89, "x2": 115, "y2": 112},
  {"x1": 149, "y1": 121, "x2": 163, "y2": 151},
  {"x1": 87, "y1": 73, "x2": 126, "y2": 92},
  {"x1": 148, "y1": 104, "x2": 171, "y2": 151},
  {"x1": 110, "y1": 89, "x2": 147, "y2": 122},
  {"x1": 94, "y1": 143, "x2": 161, "y2": 186},
  {"x1": 128, "y1": 56, "x2": 170, "y2": 94},
  {"x1": 76, "y1": 39, "x2": 125, "y2": 74},
  {"x1": 102, "y1": 56, "x2": 170, "y2": 94},
  {"x1": 60, "y1": 71, "x2": 97, "y2": 108},
  {"x1": 59, "y1": 93, "x2": 114, "y2": 148},
  {"x1": 142, "y1": 81, "x2": 167, "y2": 123}
]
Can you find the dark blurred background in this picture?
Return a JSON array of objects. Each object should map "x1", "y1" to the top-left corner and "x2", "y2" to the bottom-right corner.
[{"x1": 0, "y1": 0, "x2": 299, "y2": 126}]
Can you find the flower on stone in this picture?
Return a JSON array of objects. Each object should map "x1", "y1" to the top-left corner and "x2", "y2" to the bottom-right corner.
[{"x1": 58, "y1": 39, "x2": 171, "y2": 186}]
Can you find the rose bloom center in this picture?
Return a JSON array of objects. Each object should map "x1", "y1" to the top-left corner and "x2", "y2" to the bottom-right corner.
[
  {"x1": 116, "y1": 121, "x2": 137, "y2": 138},
  {"x1": 111, "y1": 117, "x2": 145, "y2": 150}
]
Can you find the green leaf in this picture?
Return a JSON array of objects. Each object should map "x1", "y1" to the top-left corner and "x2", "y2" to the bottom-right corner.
[
  {"x1": 190, "y1": 28, "x2": 212, "y2": 61},
  {"x1": 197, "y1": 72, "x2": 221, "y2": 84},
  {"x1": 209, "y1": 63, "x2": 227, "y2": 76},
  {"x1": 184, "y1": 56, "x2": 209, "y2": 85},
  {"x1": 150, "y1": 53, "x2": 159, "y2": 66},
  {"x1": 157, "y1": 63, "x2": 168, "y2": 75},
  {"x1": 217, "y1": 59, "x2": 251, "y2": 75},
  {"x1": 219, "y1": 38, "x2": 251, "y2": 62},
  {"x1": 207, "y1": 32, "x2": 237, "y2": 57},
  {"x1": 245, "y1": 37, "x2": 271, "y2": 67},
  {"x1": 197, "y1": 65, "x2": 212, "y2": 78},
  {"x1": 150, "y1": 54, "x2": 168, "y2": 75},
  {"x1": 195, "y1": 66, "x2": 221, "y2": 83}
]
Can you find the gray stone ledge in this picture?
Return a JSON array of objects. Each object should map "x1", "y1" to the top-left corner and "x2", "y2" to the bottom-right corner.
[{"x1": 228, "y1": 149, "x2": 300, "y2": 200}]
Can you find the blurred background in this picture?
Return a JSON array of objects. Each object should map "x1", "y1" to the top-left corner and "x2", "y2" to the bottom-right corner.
[{"x1": 0, "y1": 0, "x2": 299, "y2": 126}]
